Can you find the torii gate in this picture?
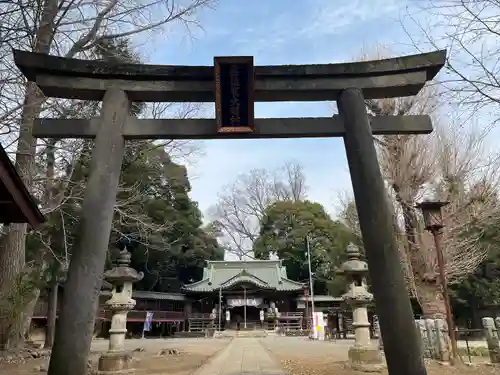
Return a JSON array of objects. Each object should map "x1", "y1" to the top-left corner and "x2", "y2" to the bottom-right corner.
[{"x1": 14, "y1": 49, "x2": 445, "y2": 375}]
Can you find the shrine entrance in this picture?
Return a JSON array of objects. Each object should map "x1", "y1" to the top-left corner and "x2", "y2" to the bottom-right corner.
[
  {"x1": 228, "y1": 306, "x2": 260, "y2": 330},
  {"x1": 14, "y1": 48, "x2": 446, "y2": 375},
  {"x1": 224, "y1": 285, "x2": 266, "y2": 330}
]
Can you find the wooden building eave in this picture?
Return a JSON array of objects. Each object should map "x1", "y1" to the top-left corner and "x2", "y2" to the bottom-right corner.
[
  {"x1": 182, "y1": 259, "x2": 305, "y2": 293},
  {"x1": 0, "y1": 144, "x2": 45, "y2": 228}
]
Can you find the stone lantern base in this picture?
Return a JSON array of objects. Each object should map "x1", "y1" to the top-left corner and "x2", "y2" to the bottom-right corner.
[
  {"x1": 97, "y1": 351, "x2": 135, "y2": 375},
  {"x1": 348, "y1": 345, "x2": 384, "y2": 372}
]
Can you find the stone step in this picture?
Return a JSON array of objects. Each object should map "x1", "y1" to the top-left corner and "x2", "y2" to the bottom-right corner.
[
  {"x1": 213, "y1": 329, "x2": 270, "y2": 338},
  {"x1": 236, "y1": 330, "x2": 268, "y2": 338},
  {"x1": 214, "y1": 330, "x2": 237, "y2": 338}
]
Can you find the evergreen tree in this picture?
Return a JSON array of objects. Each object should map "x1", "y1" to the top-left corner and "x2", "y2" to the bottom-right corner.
[
  {"x1": 253, "y1": 200, "x2": 356, "y2": 295},
  {"x1": 450, "y1": 222, "x2": 500, "y2": 326}
]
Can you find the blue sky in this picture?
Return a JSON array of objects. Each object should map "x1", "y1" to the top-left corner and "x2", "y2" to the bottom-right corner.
[{"x1": 146, "y1": 0, "x2": 424, "y2": 219}]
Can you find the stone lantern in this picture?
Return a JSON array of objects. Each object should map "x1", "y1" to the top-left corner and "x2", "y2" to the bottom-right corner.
[
  {"x1": 98, "y1": 247, "x2": 143, "y2": 375},
  {"x1": 339, "y1": 243, "x2": 382, "y2": 370}
]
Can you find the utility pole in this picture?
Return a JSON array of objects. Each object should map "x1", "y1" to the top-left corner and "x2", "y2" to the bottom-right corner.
[
  {"x1": 243, "y1": 287, "x2": 247, "y2": 329},
  {"x1": 304, "y1": 286, "x2": 309, "y2": 330},
  {"x1": 218, "y1": 286, "x2": 222, "y2": 331},
  {"x1": 306, "y1": 235, "x2": 316, "y2": 336}
]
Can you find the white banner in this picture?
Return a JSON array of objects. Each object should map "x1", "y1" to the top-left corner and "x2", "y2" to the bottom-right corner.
[
  {"x1": 312, "y1": 311, "x2": 325, "y2": 340},
  {"x1": 143, "y1": 312, "x2": 154, "y2": 332}
]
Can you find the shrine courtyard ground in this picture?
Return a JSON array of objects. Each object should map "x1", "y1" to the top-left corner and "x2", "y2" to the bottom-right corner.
[{"x1": 2, "y1": 336, "x2": 498, "y2": 375}]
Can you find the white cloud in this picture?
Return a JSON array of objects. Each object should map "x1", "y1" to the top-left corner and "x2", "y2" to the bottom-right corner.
[
  {"x1": 298, "y1": 0, "x2": 402, "y2": 39},
  {"x1": 164, "y1": 0, "x2": 419, "y2": 223},
  {"x1": 225, "y1": 0, "x2": 407, "y2": 63}
]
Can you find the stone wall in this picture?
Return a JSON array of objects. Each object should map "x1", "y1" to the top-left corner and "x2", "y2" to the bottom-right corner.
[
  {"x1": 482, "y1": 317, "x2": 500, "y2": 363},
  {"x1": 414, "y1": 317, "x2": 500, "y2": 363},
  {"x1": 415, "y1": 318, "x2": 451, "y2": 361}
]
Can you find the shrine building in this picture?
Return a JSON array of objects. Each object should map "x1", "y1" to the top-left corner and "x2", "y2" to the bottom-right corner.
[
  {"x1": 182, "y1": 259, "x2": 306, "y2": 331},
  {"x1": 33, "y1": 258, "x2": 366, "y2": 338}
]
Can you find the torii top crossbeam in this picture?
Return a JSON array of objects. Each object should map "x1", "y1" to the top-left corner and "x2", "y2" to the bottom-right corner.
[{"x1": 13, "y1": 49, "x2": 446, "y2": 102}]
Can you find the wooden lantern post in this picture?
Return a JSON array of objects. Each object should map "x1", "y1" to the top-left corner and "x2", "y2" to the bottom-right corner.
[{"x1": 416, "y1": 200, "x2": 458, "y2": 363}]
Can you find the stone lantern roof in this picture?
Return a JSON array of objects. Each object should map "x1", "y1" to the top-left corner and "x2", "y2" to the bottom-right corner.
[
  {"x1": 104, "y1": 249, "x2": 144, "y2": 284},
  {"x1": 338, "y1": 243, "x2": 368, "y2": 276},
  {"x1": 340, "y1": 243, "x2": 373, "y2": 306}
]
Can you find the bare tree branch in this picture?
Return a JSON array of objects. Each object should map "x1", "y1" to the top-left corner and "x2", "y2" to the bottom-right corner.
[
  {"x1": 403, "y1": 1, "x2": 500, "y2": 126},
  {"x1": 209, "y1": 162, "x2": 308, "y2": 259}
]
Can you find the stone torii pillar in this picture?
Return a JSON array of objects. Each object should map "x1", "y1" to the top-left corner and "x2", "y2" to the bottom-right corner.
[
  {"x1": 338, "y1": 89, "x2": 427, "y2": 375},
  {"x1": 52, "y1": 88, "x2": 129, "y2": 375}
]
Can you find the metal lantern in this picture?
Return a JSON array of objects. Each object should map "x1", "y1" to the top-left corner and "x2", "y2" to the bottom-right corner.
[{"x1": 416, "y1": 200, "x2": 449, "y2": 231}]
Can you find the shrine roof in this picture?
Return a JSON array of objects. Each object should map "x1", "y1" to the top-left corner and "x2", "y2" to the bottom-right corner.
[
  {"x1": 182, "y1": 259, "x2": 305, "y2": 293},
  {"x1": 100, "y1": 290, "x2": 186, "y2": 301}
]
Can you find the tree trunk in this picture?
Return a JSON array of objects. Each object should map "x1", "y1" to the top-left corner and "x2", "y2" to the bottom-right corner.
[
  {"x1": 44, "y1": 283, "x2": 58, "y2": 348},
  {"x1": 0, "y1": 85, "x2": 45, "y2": 349},
  {"x1": 416, "y1": 281, "x2": 447, "y2": 319},
  {"x1": 0, "y1": 224, "x2": 28, "y2": 349},
  {"x1": 0, "y1": 0, "x2": 59, "y2": 349},
  {"x1": 22, "y1": 289, "x2": 41, "y2": 341},
  {"x1": 1, "y1": 286, "x2": 41, "y2": 349}
]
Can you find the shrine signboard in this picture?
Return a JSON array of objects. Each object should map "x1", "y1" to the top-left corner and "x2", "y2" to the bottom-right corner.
[
  {"x1": 227, "y1": 297, "x2": 262, "y2": 307},
  {"x1": 214, "y1": 56, "x2": 255, "y2": 133}
]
